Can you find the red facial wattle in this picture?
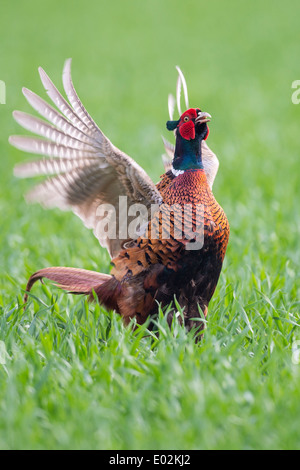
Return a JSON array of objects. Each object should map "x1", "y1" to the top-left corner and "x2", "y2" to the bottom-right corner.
[
  {"x1": 177, "y1": 108, "x2": 209, "y2": 141},
  {"x1": 204, "y1": 126, "x2": 209, "y2": 140},
  {"x1": 178, "y1": 109, "x2": 197, "y2": 141},
  {"x1": 179, "y1": 120, "x2": 195, "y2": 140}
]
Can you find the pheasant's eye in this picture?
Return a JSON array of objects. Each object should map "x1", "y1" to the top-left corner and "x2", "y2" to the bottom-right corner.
[{"x1": 183, "y1": 116, "x2": 189, "y2": 122}]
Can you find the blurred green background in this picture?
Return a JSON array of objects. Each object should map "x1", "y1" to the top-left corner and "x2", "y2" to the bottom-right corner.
[{"x1": 1, "y1": 0, "x2": 300, "y2": 450}]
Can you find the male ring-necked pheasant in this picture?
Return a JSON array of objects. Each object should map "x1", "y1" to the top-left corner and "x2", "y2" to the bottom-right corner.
[{"x1": 10, "y1": 60, "x2": 229, "y2": 336}]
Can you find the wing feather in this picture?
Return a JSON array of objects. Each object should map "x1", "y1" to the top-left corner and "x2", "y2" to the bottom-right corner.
[
  {"x1": 22, "y1": 87, "x2": 96, "y2": 144},
  {"x1": 13, "y1": 156, "x2": 99, "y2": 178},
  {"x1": 11, "y1": 59, "x2": 162, "y2": 257},
  {"x1": 62, "y1": 58, "x2": 101, "y2": 134},
  {"x1": 12, "y1": 111, "x2": 97, "y2": 151},
  {"x1": 38, "y1": 66, "x2": 92, "y2": 136}
]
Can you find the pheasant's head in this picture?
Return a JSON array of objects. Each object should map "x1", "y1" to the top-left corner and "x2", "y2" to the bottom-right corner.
[
  {"x1": 166, "y1": 108, "x2": 211, "y2": 171},
  {"x1": 166, "y1": 108, "x2": 211, "y2": 142}
]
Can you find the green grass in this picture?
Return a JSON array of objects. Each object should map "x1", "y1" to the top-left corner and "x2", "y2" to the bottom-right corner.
[{"x1": 1, "y1": 0, "x2": 300, "y2": 449}]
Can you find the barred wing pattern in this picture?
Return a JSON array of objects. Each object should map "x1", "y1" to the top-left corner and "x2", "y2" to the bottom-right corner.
[{"x1": 10, "y1": 59, "x2": 162, "y2": 258}]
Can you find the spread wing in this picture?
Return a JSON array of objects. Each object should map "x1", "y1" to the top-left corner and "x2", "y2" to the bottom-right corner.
[{"x1": 10, "y1": 59, "x2": 162, "y2": 258}]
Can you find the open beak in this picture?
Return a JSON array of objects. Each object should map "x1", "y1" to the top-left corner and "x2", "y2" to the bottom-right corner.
[{"x1": 195, "y1": 111, "x2": 211, "y2": 124}]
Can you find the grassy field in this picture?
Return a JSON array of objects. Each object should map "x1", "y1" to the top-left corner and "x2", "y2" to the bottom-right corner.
[{"x1": 1, "y1": 0, "x2": 300, "y2": 450}]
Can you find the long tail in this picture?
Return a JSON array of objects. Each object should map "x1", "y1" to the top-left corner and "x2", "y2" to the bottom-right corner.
[{"x1": 24, "y1": 266, "x2": 115, "y2": 304}]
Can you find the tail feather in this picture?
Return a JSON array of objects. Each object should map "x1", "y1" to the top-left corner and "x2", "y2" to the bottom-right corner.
[
  {"x1": 24, "y1": 266, "x2": 111, "y2": 303},
  {"x1": 93, "y1": 276, "x2": 123, "y2": 311}
]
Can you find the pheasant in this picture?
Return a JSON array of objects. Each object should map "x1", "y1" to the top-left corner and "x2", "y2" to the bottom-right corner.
[{"x1": 10, "y1": 60, "x2": 229, "y2": 336}]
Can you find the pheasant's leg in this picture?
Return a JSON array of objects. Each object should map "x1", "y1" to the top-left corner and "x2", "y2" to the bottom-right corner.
[{"x1": 184, "y1": 304, "x2": 208, "y2": 342}]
